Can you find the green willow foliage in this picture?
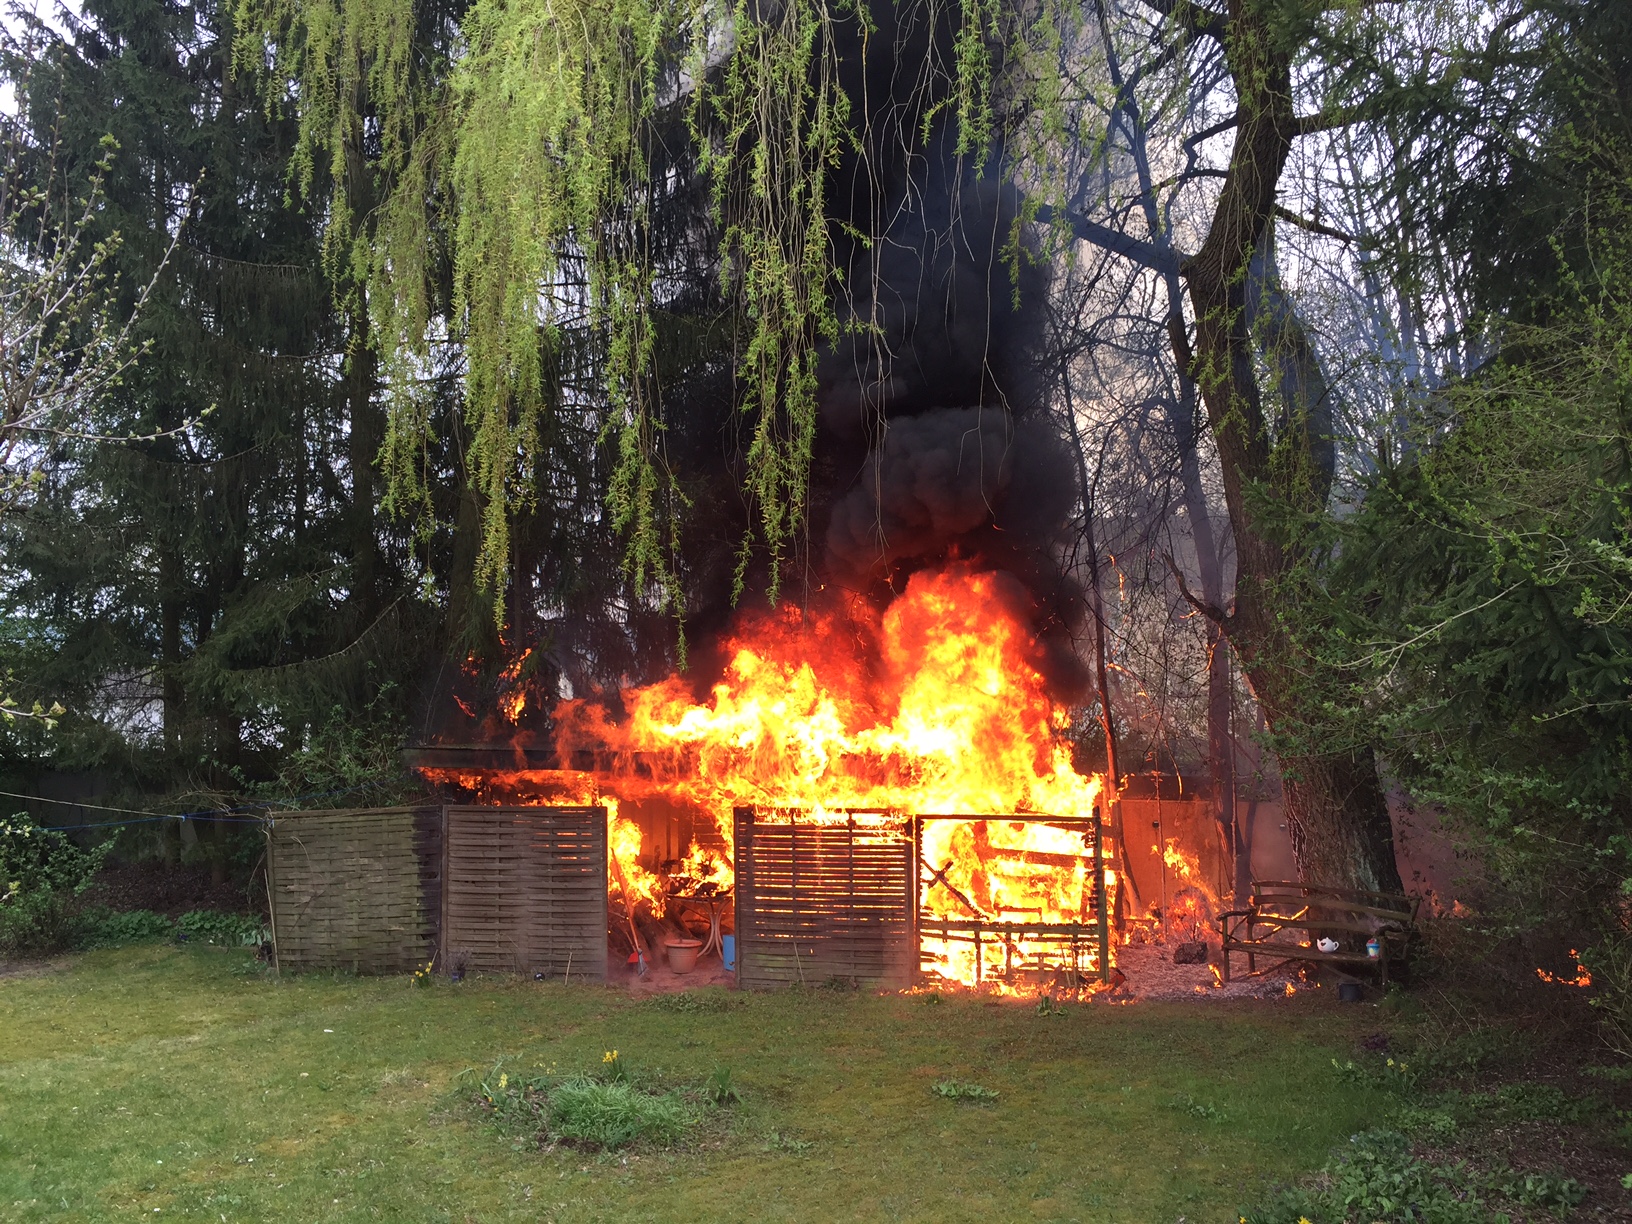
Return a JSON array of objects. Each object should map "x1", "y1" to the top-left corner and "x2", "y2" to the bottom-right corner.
[
  {"x1": 702, "y1": 3, "x2": 847, "y2": 602},
  {"x1": 235, "y1": 0, "x2": 1081, "y2": 622},
  {"x1": 236, "y1": 0, "x2": 863, "y2": 619}
]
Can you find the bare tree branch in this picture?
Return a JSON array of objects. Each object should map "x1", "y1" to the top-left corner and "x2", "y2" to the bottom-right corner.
[
  {"x1": 1033, "y1": 204, "x2": 1184, "y2": 275},
  {"x1": 1134, "y1": 0, "x2": 1227, "y2": 42}
]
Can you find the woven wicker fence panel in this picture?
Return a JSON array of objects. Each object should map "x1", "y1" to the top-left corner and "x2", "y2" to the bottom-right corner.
[
  {"x1": 734, "y1": 808, "x2": 917, "y2": 989},
  {"x1": 268, "y1": 807, "x2": 441, "y2": 973},
  {"x1": 442, "y1": 806, "x2": 607, "y2": 979}
]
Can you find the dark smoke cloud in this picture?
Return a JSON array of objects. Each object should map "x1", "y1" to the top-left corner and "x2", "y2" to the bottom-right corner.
[
  {"x1": 808, "y1": 78, "x2": 1088, "y2": 700},
  {"x1": 825, "y1": 407, "x2": 1010, "y2": 576},
  {"x1": 818, "y1": 177, "x2": 1043, "y2": 440}
]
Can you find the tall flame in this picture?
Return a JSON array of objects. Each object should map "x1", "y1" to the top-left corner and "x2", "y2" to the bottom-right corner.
[
  {"x1": 434, "y1": 567, "x2": 1115, "y2": 988},
  {"x1": 561, "y1": 568, "x2": 1103, "y2": 820},
  {"x1": 558, "y1": 567, "x2": 1112, "y2": 986}
]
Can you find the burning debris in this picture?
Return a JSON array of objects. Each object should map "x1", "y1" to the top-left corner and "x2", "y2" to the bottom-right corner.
[{"x1": 568, "y1": 565, "x2": 1113, "y2": 990}]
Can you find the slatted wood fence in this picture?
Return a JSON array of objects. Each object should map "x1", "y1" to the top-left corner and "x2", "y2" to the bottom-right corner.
[
  {"x1": 442, "y1": 806, "x2": 608, "y2": 980},
  {"x1": 266, "y1": 807, "x2": 442, "y2": 973},
  {"x1": 267, "y1": 804, "x2": 607, "y2": 979},
  {"x1": 733, "y1": 807, "x2": 917, "y2": 989}
]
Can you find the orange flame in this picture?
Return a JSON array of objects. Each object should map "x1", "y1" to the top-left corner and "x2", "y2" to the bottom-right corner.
[
  {"x1": 573, "y1": 570, "x2": 1105, "y2": 822},
  {"x1": 1536, "y1": 950, "x2": 1592, "y2": 988},
  {"x1": 444, "y1": 567, "x2": 1116, "y2": 987}
]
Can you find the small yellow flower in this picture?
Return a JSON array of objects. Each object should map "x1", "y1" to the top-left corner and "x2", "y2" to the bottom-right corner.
[
  {"x1": 1299, "y1": 1217, "x2": 1313, "y2": 1224},
  {"x1": 498, "y1": 1073, "x2": 508, "y2": 1091},
  {"x1": 603, "y1": 1050, "x2": 618, "y2": 1063}
]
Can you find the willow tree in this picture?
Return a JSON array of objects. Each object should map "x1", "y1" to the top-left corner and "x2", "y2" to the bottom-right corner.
[
  {"x1": 240, "y1": 0, "x2": 856, "y2": 625},
  {"x1": 241, "y1": 0, "x2": 1537, "y2": 891}
]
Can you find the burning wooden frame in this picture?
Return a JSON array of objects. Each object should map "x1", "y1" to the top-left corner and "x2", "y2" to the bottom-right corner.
[
  {"x1": 732, "y1": 806, "x2": 1113, "y2": 991},
  {"x1": 916, "y1": 814, "x2": 1112, "y2": 988}
]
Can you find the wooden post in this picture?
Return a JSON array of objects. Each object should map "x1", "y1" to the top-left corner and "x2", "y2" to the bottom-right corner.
[
  {"x1": 733, "y1": 806, "x2": 752, "y2": 987},
  {"x1": 1094, "y1": 808, "x2": 1110, "y2": 983},
  {"x1": 263, "y1": 816, "x2": 281, "y2": 975}
]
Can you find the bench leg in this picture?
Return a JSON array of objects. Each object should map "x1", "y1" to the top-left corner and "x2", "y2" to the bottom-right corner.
[{"x1": 1221, "y1": 945, "x2": 1230, "y2": 984}]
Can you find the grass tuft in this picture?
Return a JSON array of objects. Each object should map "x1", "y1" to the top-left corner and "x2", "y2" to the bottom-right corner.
[
  {"x1": 547, "y1": 1077, "x2": 692, "y2": 1149},
  {"x1": 931, "y1": 1079, "x2": 998, "y2": 1103}
]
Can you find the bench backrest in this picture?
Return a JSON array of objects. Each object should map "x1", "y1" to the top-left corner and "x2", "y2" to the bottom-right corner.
[{"x1": 1251, "y1": 880, "x2": 1417, "y2": 926}]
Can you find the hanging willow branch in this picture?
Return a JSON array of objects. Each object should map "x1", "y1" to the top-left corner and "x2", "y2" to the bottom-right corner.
[{"x1": 236, "y1": 0, "x2": 1066, "y2": 623}]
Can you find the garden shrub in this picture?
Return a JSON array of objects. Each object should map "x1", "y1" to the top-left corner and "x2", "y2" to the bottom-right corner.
[
  {"x1": 0, "y1": 814, "x2": 109, "y2": 953},
  {"x1": 176, "y1": 910, "x2": 266, "y2": 946},
  {"x1": 74, "y1": 908, "x2": 267, "y2": 949},
  {"x1": 75, "y1": 908, "x2": 173, "y2": 948}
]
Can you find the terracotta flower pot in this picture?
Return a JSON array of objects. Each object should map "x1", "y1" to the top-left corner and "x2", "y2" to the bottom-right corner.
[{"x1": 666, "y1": 938, "x2": 704, "y2": 974}]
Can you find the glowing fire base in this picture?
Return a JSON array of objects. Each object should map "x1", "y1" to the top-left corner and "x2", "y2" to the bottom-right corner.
[{"x1": 915, "y1": 813, "x2": 1112, "y2": 989}]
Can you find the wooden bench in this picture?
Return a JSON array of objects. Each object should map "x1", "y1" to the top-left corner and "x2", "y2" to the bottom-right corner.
[{"x1": 1219, "y1": 881, "x2": 1418, "y2": 985}]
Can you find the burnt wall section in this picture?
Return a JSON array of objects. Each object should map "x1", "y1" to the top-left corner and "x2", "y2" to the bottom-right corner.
[
  {"x1": 733, "y1": 807, "x2": 917, "y2": 989},
  {"x1": 442, "y1": 806, "x2": 608, "y2": 980},
  {"x1": 266, "y1": 806, "x2": 442, "y2": 973}
]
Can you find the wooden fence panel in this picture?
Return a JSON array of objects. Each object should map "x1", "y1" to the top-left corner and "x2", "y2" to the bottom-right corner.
[
  {"x1": 442, "y1": 806, "x2": 607, "y2": 980},
  {"x1": 734, "y1": 808, "x2": 916, "y2": 989},
  {"x1": 267, "y1": 807, "x2": 442, "y2": 973}
]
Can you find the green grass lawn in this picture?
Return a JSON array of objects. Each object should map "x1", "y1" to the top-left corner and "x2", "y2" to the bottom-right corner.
[{"x1": 0, "y1": 946, "x2": 1394, "y2": 1222}]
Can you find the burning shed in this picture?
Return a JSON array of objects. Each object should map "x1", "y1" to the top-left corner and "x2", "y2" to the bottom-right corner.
[{"x1": 392, "y1": 565, "x2": 1123, "y2": 993}]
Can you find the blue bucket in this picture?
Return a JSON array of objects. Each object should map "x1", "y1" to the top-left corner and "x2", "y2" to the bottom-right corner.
[{"x1": 722, "y1": 934, "x2": 736, "y2": 974}]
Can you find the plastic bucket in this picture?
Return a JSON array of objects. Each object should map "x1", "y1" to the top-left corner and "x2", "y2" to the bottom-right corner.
[
  {"x1": 722, "y1": 934, "x2": 736, "y2": 973},
  {"x1": 666, "y1": 938, "x2": 704, "y2": 974}
]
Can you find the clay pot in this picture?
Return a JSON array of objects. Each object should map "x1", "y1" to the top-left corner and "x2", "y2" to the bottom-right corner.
[{"x1": 666, "y1": 938, "x2": 704, "y2": 974}]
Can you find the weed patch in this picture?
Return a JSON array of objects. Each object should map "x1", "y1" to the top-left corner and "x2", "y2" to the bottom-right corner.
[
  {"x1": 472, "y1": 1055, "x2": 736, "y2": 1152},
  {"x1": 1241, "y1": 1128, "x2": 1590, "y2": 1223},
  {"x1": 643, "y1": 990, "x2": 742, "y2": 1015},
  {"x1": 1168, "y1": 1092, "x2": 1226, "y2": 1122},
  {"x1": 72, "y1": 906, "x2": 266, "y2": 949},
  {"x1": 931, "y1": 1079, "x2": 999, "y2": 1103}
]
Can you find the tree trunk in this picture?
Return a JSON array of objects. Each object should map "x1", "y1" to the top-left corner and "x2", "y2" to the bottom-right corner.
[
  {"x1": 347, "y1": 315, "x2": 380, "y2": 620},
  {"x1": 1279, "y1": 744, "x2": 1399, "y2": 893},
  {"x1": 1171, "y1": 0, "x2": 1401, "y2": 894}
]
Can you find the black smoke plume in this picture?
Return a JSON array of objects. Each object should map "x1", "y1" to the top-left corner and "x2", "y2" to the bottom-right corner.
[{"x1": 810, "y1": 66, "x2": 1088, "y2": 699}]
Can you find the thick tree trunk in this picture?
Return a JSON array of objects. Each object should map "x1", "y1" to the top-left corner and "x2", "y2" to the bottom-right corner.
[
  {"x1": 1279, "y1": 744, "x2": 1399, "y2": 893},
  {"x1": 1169, "y1": 0, "x2": 1402, "y2": 894}
]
